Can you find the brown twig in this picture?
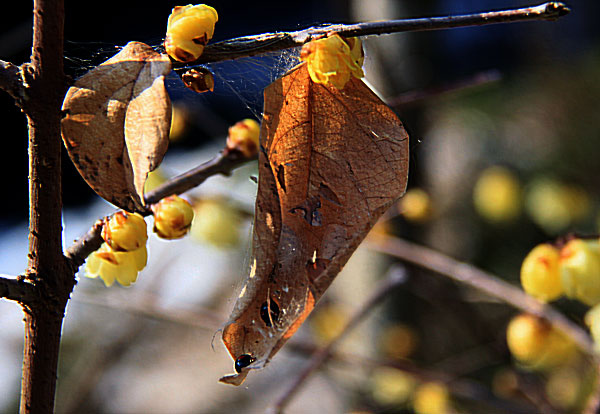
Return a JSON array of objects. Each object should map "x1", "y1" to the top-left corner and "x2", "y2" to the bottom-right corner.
[
  {"x1": 0, "y1": 60, "x2": 25, "y2": 103},
  {"x1": 65, "y1": 149, "x2": 255, "y2": 268},
  {"x1": 269, "y1": 268, "x2": 407, "y2": 413},
  {"x1": 287, "y1": 341, "x2": 536, "y2": 414},
  {"x1": 185, "y1": 2, "x2": 569, "y2": 65},
  {"x1": 367, "y1": 234, "x2": 596, "y2": 356},
  {"x1": 0, "y1": 275, "x2": 37, "y2": 305}
]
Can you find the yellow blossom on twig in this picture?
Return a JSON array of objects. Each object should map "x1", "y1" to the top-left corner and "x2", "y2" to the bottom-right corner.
[{"x1": 85, "y1": 243, "x2": 148, "y2": 287}]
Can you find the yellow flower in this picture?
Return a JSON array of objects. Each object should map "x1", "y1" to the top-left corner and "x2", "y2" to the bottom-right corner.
[
  {"x1": 300, "y1": 34, "x2": 364, "y2": 89},
  {"x1": 85, "y1": 243, "x2": 147, "y2": 287},
  {"x1": 413, "y1": 382, "x2": 450, "y2": 414},
  {"x1": 399, "y1": 188, "x2": 432, "y2": 223},
  {"x1": 152, "y1": 195, "x2": 194, "y2": 240},
  {"x1": 101, "y1": 212, "x2": 147, "y2": 252},
  {"x1": 585, "y1": 304, "x2": 600, "y2": 351},
  {"x1": 560, "y1": 238, "x2": 600, "y2": 306},
  {"x1": 190, "y1": 198, "x2": 242, "y2": 248},
  {"x1": 520, "y1": 243, "x2": 563, "y2": 302},
  {"x1": 506, "y1": 313, "x2": 576, "y2": 371},
  {"x1": 371, "y1": 367, "x2": 416, "y2": 406},
  {"x1": 226, "y1": 119, "x2": 260, "y2": 158},
  {"x1": 473, "y1": 166, "x2": 521, "y2": 223},
  {"x1": 165, "y1": 4, "x2": 218, "y2": 62}
]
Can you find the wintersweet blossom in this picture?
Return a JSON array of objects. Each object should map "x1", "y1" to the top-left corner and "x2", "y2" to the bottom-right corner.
[
  {"x1": 226, "y1": 119, "x2": 260, "y2": 158},
  {"x1": 165, "y1": 4, "x2": 218, "y2": 62},
  {"x1": 101, "y1": 211, "x2": 147, "y2": 252},
  {"x1": 300, "y1": 34, "x2": 364, "y2": 89},
  {"x1": 85, "y1": 243, "x2": 148, "y2": 287},
  {"x1": 152, "y1": 195, "x2": 194, "y2": 240}
]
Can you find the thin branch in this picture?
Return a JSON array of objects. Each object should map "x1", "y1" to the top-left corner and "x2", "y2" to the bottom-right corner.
[
  {"x1": 287, "y1": 341, "x2": 536, "y2": 414},
  {"x1": 0, "y1": 275, "x2": 37, "y2": 305},
  {"x1": 0, "y1": 60, "x2": 24, "y2": 103},
  {"x1": 144, "y1": 149, "x2": 254, "y2": 205},
  {"x1": 65, "y1": 149, "x2": 255, "y2": 268},
  {"x1": 269, "y1": 268, "x2": 407, "y2": 414},
  {"x1": 367, "y1": 235, "x2": 596, "y2": 356},
  {"x1": 187, "y1": 2, "x2": 569, "y2": 65}
]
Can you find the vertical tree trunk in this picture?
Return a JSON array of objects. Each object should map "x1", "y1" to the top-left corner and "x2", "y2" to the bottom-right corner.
[{"x1": 20, "y1": 0, "x2": 73, "y2": 412}]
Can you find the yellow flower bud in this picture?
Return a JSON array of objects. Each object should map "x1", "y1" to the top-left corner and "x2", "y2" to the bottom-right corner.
[
  {"x1": 413, "y1": 382, "x2": 450, "y2": 414},
  {"x1": 190, "y1": 198, "x2": 242, "y2": 248},
  {"x1": 370, "y1": 367, "x2": 416, "y2": 406},
  {"x1": 101, "y1": 212, "x2": 148, "y2": 252},
  {"x1": 300, "y1": 34, "x2": 364, "y2": 89},
  {"x1": 473, "y1": 166, "x2": 521, "y2": 223},
  {"x1": 399, "y1": 188, "x2": 432, "y2": 223},
  {"x1": 85, "y1": 243, "x2": 147, "y2": 287},
  {"x1": 165, "y1": 4, "x2": 218, "y2": 62},
  {"x1": 226, "y1": 119, "x2": 260, "y2": 158},
  {"x1": 151, "y1": 195, "x2": 194, "y2": 240},
  {"x1": 506, "y1": 313, "x2": 576, "y2": 371},
  {"x1": 310, "y1": 304, "x2": 348, "y2": 343},
  {"x1": 378, "y1": 323, "x2": 419, "y2": 360},
  {"x1": 560, "y1": 238, "x2": 600, "y2": 306},
  {"x1": 520, "y1": 243, "x2": 563, "y2": 302}
]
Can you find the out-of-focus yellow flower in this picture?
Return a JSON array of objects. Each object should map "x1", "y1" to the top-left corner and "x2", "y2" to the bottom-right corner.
[
  {"x1": 226, "y1": 119, "x2": 260, "y2": 158},
  {"x1": 190, "y1": 198, "x2": 242, "y2": 248},
  {"x1": 491, "y1": 368, "x2": 519, "y2": 399},
  {"x1": 413, "y1": 382, "x2": 450, "y2": 414},
  {"x1": 144, "y1": 168, "x2": 167, "y2": 194},
  {"x1": 101, "y1": 212, "x2": 147, "y2": 252},
  {"x1": 85, "y1": 243, "x2": 147, "y2": 287},
  {"x1": 169, "y1": 104, "x2": 189, "y2": 142},
  {"x1": 165, "y1": 4, "x2": 218, "y2": 62},
  {"x1": 546, "y1": 364, "x2": 582, "y2": 410},
  {"x1": 520, "y1": 243, "x2": 563, "y2": 302},
  {"x1": 378, "y1": 323, "x2": 419, "y2": 360},
  {"x1": 370, "y1": 367, "x2": 416, "y2": 406},
  {"x1": 310, "y1": 304, "x2": 348, "y2": 343},
  {"x1": 560, "y1": 238, "x2": 600, "y2": 306},
  {"x1": 399, "y1": 188, "x2": 432, "y2": 223},
  {"x1": 506, "y1": 313, "x2": 576, "y2": 371},
  {"x1": 300, "y1": 34, "x2": 364, "y2": 89},
  {"x1": 152, "y1": 195, "x2": 194, "y2": 240},
  {"x1": 473, "y1": 166, "x2": 521, "y2": 223},
  {"x1": 525, "y1": 178, "x2": 591, "y2": 235},
  {"x1": 585, "y1": 304, "x2": 600, "y2": 351}
]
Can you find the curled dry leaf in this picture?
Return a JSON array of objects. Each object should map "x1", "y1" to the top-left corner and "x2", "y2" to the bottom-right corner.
[
  {"x1": 220, "y1": 62, "x2": 409, "y2": 385},
  {"x1": 61, "y1": 41, "x2": 172, "y2": 213}
]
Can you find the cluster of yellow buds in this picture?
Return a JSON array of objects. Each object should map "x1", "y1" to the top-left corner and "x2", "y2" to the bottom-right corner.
[
  {"x1": 86, "y1": 212, "x2": 148, "y2": 287},
  {"x1": 165, "y1": 4, "x2": 218, "y2": 62},
  {"x1": 151, "y1": 195, "x2": 195, "y2": 240},
  {"x1": 226, "y1": 118, "x2": 260, "y2": 158},
  {"x1": 520, "y1": 238, "x2": 600, "y2": 305},
  {"x1": 300, "y1": 34, "x2": 364, "y2": 90},
  {"x1": 506, "y1": 313, "x2": 576, "y2": 371}
]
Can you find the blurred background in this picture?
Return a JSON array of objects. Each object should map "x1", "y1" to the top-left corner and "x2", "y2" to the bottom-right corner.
[{"x1": 1, "y1": 0, "x2": 599, "y2": 412}]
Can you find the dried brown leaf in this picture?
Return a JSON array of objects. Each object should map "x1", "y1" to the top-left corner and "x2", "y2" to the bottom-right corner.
[
  {"x1": 61, "y1": 41, "x2": 172, "y2": 212},
  {"x1": 220, "y1": 63, "x2": 409, "y2": 385}
]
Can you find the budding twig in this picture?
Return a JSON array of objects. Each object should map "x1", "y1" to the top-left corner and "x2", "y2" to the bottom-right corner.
[
  {"x1": 0, "y1": 275, "x2": 37, "y2": 304},
  {"x1": 0, "y1": 60, "x2": 25, "y2": 103},
  {"x1": 182, "y1": 2, "x2": 569, "y2": 66}
]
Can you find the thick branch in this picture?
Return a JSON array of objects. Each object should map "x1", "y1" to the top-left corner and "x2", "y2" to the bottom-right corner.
[
  {"x1": 367, "y1": 235, "x2": 596, "y2": 356},
  {"x1": 187, "y1": 2, "x2": 569, "y2": 65},
  {"x1": 0, "y1": 60, "x2": 24, "y2": 102},
  {"x1": 0, "y1": 275, "x2": 37, "y2": 305}
]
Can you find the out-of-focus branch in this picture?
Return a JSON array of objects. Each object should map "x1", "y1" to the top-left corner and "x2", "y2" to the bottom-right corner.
[
  {"x1": 287, "y1": 341, "x2": 537, "y2": 414},
  {"x1": 0, "y1": 60, "x2": 24, "y2": 103},
  {"x1": 367, "y1": 234, "x2": 596, "y2": 356},
  {"x1": 184, "y1": 2, "x2": 569, "y2": 65},
  {"x1": 65, "y1": 149, "x2": 255, "y2": 268},
  {"x1": 0, "y1": 275, "x2": 36, "y2": 305},
  {"x1": 269, "y1": 268, "x2": 407, "y2": 414}
]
